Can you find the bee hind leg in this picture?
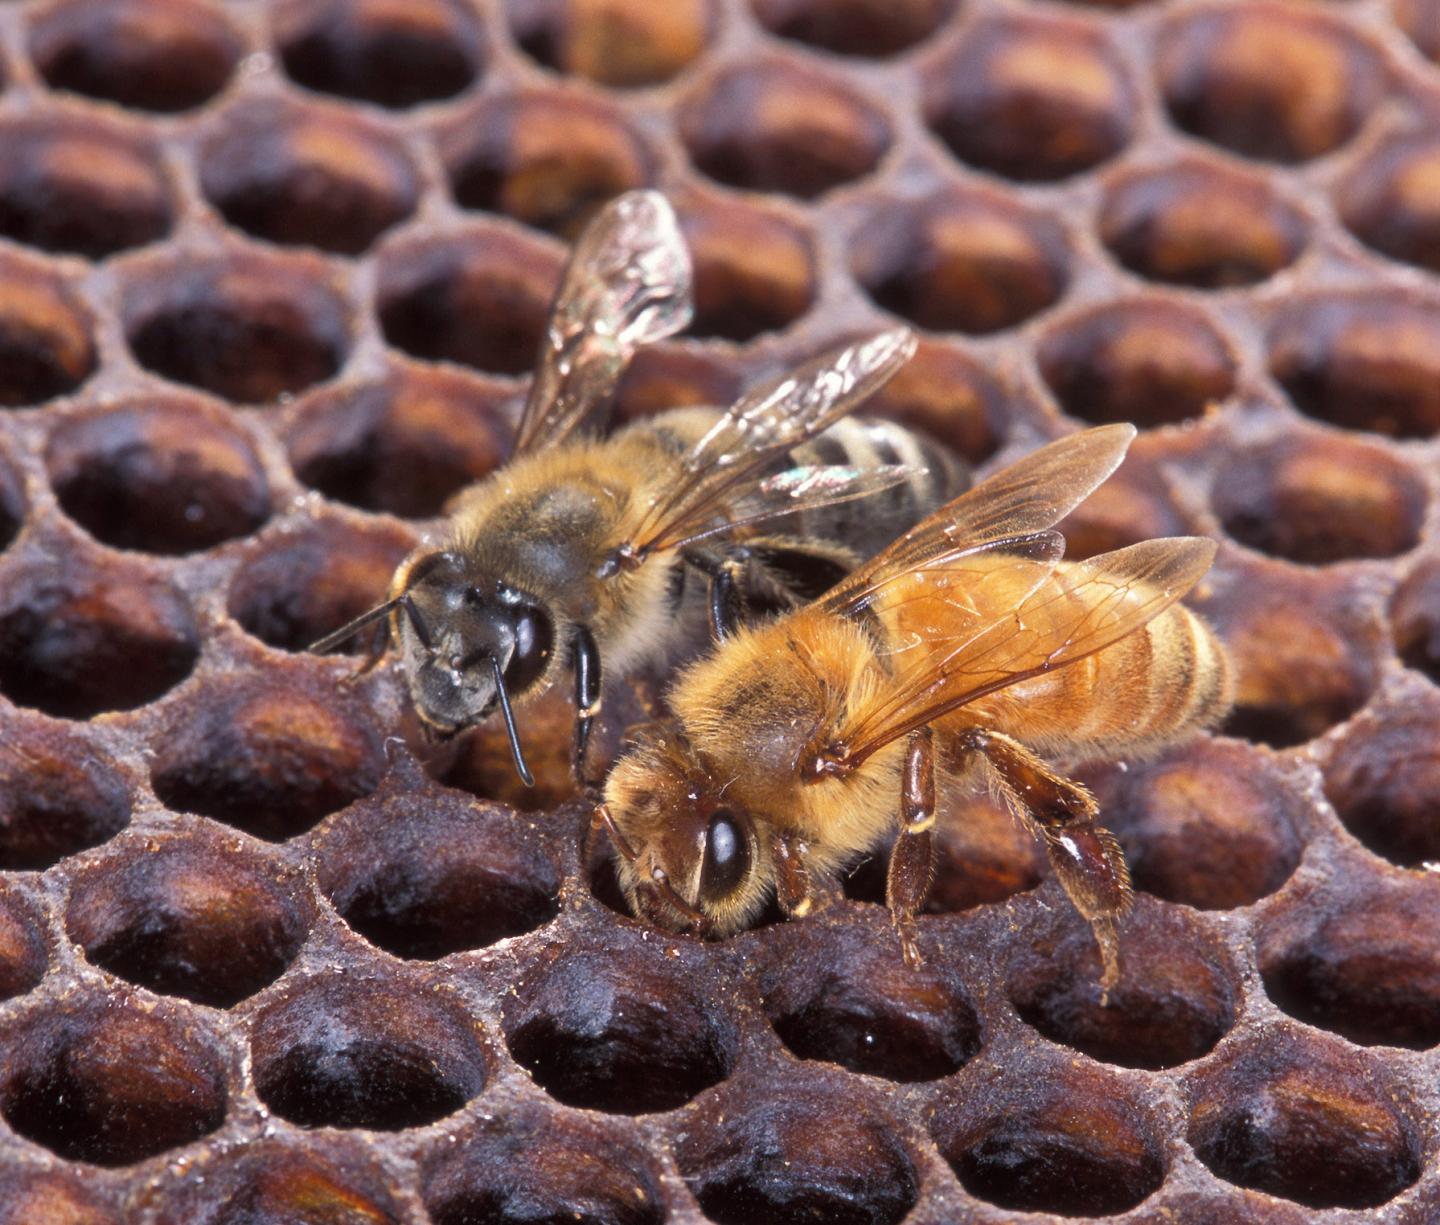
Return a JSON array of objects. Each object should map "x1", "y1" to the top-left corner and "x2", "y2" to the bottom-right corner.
[
  {"x1": 955, "y1": 727, "x2": 1133, "y2": 1002},
  {"x1": 887, "y1": 727, "x2": 937, "y2": 969}
]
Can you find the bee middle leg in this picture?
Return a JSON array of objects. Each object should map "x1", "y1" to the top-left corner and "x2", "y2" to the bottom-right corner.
[
  {"x1": 681, "y1": 546, "x2": 746, "y2": 641},
  {"x1": 887, "y1": 726, "x2": 937, "y2": 969},
  {"x1": 954, "y1": 726, "x2": 1133, "y2": 998}
]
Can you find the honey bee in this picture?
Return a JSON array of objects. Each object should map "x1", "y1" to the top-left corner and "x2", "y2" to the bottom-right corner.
[
  {"x1": 313, "y1": 190, "x2": 966, "y2": 785},
  {"x1": 596, "y1": 423, "x2": 1232, "y2": 991}
]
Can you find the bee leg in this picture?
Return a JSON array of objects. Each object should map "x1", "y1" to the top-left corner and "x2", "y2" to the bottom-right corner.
[
  {"x1": 772, "y1": 833, "x2": 838, "y2": 918},
  {"x1": 682, "y1": 546, "x2": 745, "y2": 640},
  {"x1": 956, "y1": 727, "x2": 1133, "y2": 1002},
  {"x1": 571, "y1": 626, "x2": 601, "y2": 784},
  {"x1": 888, "y1": 726, "x2": 936, "y2": 969}
]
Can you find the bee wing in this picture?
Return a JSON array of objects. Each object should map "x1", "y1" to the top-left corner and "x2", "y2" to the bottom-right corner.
[
  {"x1": 835, "y1": 536, "x2": 1220, "y2": 763},
  {"x1": 629, "y1": 328, "x2": 917, "y2": 554},
  {"x1": 514, "y1": 190, "x2": 693, "y2": 456}
]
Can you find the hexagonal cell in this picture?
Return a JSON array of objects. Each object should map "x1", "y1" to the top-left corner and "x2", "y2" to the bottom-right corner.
[
  {"x1": 1391, "y1": 559, "x2": 1440, "y2": 685},
  {"x1": 751, "y1": 0, "x2": 954, "y2": 57},
  {"x1": 1038, "y1": 298, "x2": 1236, "y2": 427},
  {"x1": 148, "y1": 674, "x2": 384, "y2": 841},
  {"x1": 925, "y1": 15, "x2": 1135, "y2": 183},
  {"x1": 1396, "y1": 0, "x2": 1440, "y2": 63},
  {"x1": 613, "y1": 344, "x2": 746, "y2": 425},
  {"x1": 1055, "y1": 433, "x2": 1192, "y2": 560},
  {"x1": 507, "y1": 0, "x2": 711, "y2": 87},
  {"x1": 1185, "y1": 1030, "x2": 1421, "y2": 1208},
  {"x1": 1268, "y1": 293, "x2": 1440, "y2": 439},
  {"x1": 0, "y1": 555, "x2": 199, "y2": 719},
  {"x1": 850, "y1": 187, "x2": 1069, "y2": 335},
  {"x1": 1086, "y1": 739, "x2": 1304, "y2": 909},
  {"x1": 123, "y1": 252, "x2": 350, "y2": 405},
  {"x1": 678, "y1": 195, "x2": 816, "y2": 341},
  {"x1": 1336, "y1": 130, "x2": 1440, "y2": 276},
  {"x1": 0, "y1": 888, "x2": 46, "y2": 1001},
  {"x1": 0, "y1": 116, "x2": 171, "y2": 259},
  {"x1": 423, "y1": 1104, "x2": 665, "y2": 1225},
  {"x1": 152, "y1": 1136, "x2": 405, "y2": 1225},
  {"x1": 0, "y1": 250, "x2": 96, "y2": 407},
  {"x1": 251, "y1": 973, "x2": 486, "y2": 1129},
  {"x1": 1100, "y1": 160, "x2": 1307, "y2": 289},
  {"x1": 274, "y1": 0, "x2": 482, "y2": 109},
  {"x1": 502, "y1": 937, "x2": 736, "y2": 1114},
  {"x1": 66, "y1": 833, "x2": 309, "y2": 1007},
  {"x1": 0, "y1": 1166, "x2": 121, "y2": 1225},
  {"x1": 1157, "y1": 4, "x2": 1388, "y2": 163},
  {"x1": 0, "y1": 722, "x2": 130, "y2": 869},
  {"x1": 930, "y1": 1057, "x2": 1165, "y2": 1216},
  {"x1": 226, "y1": 518, "x2": 413, "y2": 655},
  {"x1": 438, "y1": 91, "x2": 653, "y2": 239},
  {"x1": 679, "y1": 60, "x2": 889, "y2": 200},
  {"x1": 858, "y1": 337, "x2": 1005, "y2": 464},
  {"x1": 0, "y1": 445, "x2": 24, "y2": 556},
  {"x1": 199, "y1": 98, "x2": 420, "y2": 257},
  {"x1": 285, "y1": 366, "x2": 512, "y2": 518},
  {"x1": 318, "y1": 779, "x2": 560, "y2": 959},
  {"x1": 0, "y1": 993, "x2": 226, "y2": 1166},
  {"x1": 45, "y1": 397, "x2": 271, "y2": 556},
  {"x1": 676, "y1": 1073, "x2": 918, "y2": 1225},
  {"x1": 28, "y1": 0, "x2": 242, "y2": 113},
  {"x1": 758, "y1": 915, "x2": 980, "y2": 1081},
  {"x1": 1007, "y1": 896, "x2": 1237, "y2": 1068},
  {"x1": 376, "y1": 225, "x2": 563, "y2": 375}
]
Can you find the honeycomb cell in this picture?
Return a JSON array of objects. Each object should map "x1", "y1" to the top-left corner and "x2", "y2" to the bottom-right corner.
[
  {"x1": 614, "y1": 344, "x2": 746, "y2": 424},
  {"x1": 199, "y1": 99, "x2": 420, "y2": 257},
  {"x1": 28, "y1": 0, "x2": 242, "y2": 113},
  {"x1": 751, "y1": 0, "x2": 953, "y2": 57},
  {"x1": 226, "y1": 518, "x2": 413, "y2": 655},
  {"x1": 1087, "y1": 739, "x2": 1304, "y2": 909},
  {"x1": 0, "y1": 723, "x2": 130, "y2": 869},
  {"x1": 1336, "y1": 131, "x2": 1440, "y2": 275},
  {"x1": 124, "y1": 254, "x2": 350, "y2": 405},
  {"x1": 1100, "y1": 161, "x2": 1307, "y2": 289},
  {"x1": 148, "y1": 675, "x2": 383, "y2": 841},
  {"x1": 931, "y1": 1059, "x2": 1165, "y2": 1216},
  {"x1": 1007, "y1": 896, "x2": 1237, "y2": 1068},
  {"x1": 859, "y1": 337, "x2": 1005, "y2": 464},
  {"x1": 1391, "y1": 559, "x2": 1440, "y2": 684},
  {"x1": 1185, "y1": 1031, "x2": 1421, "y2": 1208},
  {"x1": 0, "y1": 117, "x2": 171, "y2": 259},
  {"x1": 1268, "y1": 294, "x2": 1440, "y2": 439},
  {"x1": 925, "y1": 16, "x2": 1135, "y2": 183},
  {"x1": 274, "y1": 0, "x2": 482, "y2": 109},
  {"x1": 1259, "y1": 874, "x2": 1440, "y2": 1048},
  {"x1": 1396, "y1": 0, "x2": 1440, "y2": 62},
  {"x1": 0, "y1": 446, "x2": 24, "y2": 554},
  {"x1": 679, "y1": 196, "x2": 815, "y2": 341},
  {"x1": 679, "y1": 61, "x2": 889, "y2": 200},
  {"x1": 376, "y1": 226, "x2": 563, "y2": 374},
  {"x1": 251, "y1": 975, "x2": 486, "y2": 1130},
  {"x1": 0, "y1": 556, "x2": 199, "y2": 719},
  {"x1": 675, "y1": 1075, "x2": 918, "y2": 1225},
  {"x1": 0, "y1": 888, "x2": 46, "y2": 1001},
  {"x1": 502, "y1": 938, "x2": 735, "y2": 1113},
  {"x1": 1039, "y1": 299, "x2": 1236, "y2": 427},
  {"x1": 759, "y1": 915, "x2": 980, "y2": 1081},
  {"x1": 507, "y1": 0, "x2": 711, "y2": 87},
  {"x1": 0, "y1": 1167, "x2": 120, "y2": 1225},
  {"x1": 850, "y1": 187, "x2": 1069, "y2": 335},
  {"x1": 66, "y1": 834, "x2": 309, "y2": 1007},
  {"x1": 423, "y1": 1104, "x2": 665, "y2": 1225},
  {"x1": 1055, "y1": 433, "x2": 1190, "y2": 560},
  {"x1": 151, "y1": 1136, "x2": 405, "y2": 1225},
  {"x1": 0, "y1": 993, "x2": 226, "y2": 1166},
  {"x1": 1157, "y1": 5, "x2": 1387, "y2": 163},
  {"x1": 45, "y1": 397, "x2": 271, "y2": 556},
  {"x1": 439, "y1": 92, "x2": 653, "y2": 239},
  {"x1": 0, "y1": 251, "x2": 96, "y2": 407},
  {"x1": 318, "y1": 778, "x2": 560, "y2": 959}
]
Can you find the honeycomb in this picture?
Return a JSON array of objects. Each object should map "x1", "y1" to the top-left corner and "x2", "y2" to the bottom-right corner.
[{"x1": 0, "y1": 0, "x2": 1437, "y2": 1220}]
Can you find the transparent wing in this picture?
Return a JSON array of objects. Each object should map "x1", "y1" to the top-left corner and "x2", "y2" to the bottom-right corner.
[
  {"x1": 628, "y1": 328, "x2": 917, "y2": 554},
  {"x1": 514, "y1": 189, "x2": 693, "y2": 456},
  {"x1": 836, "y1": 537, "x2": 1219, "y2": 762}
]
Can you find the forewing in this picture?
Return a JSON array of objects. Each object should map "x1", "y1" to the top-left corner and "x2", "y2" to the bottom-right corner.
[
  {"x1": 838, "y1": 536, "x2": 1219, "y2": 760},
  {"x1": 513, "y1": 190, "x2": 693, "y2": 455},
  {"x1": 629, "y1": 328, "x2": 917, "y2": 553}
]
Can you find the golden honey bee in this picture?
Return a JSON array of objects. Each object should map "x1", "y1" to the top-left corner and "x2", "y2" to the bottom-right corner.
[
  {"x1": 314, "y1": 190, "x2": 965, "y2": 784},
  {"x1": 597, "y1": 423, "x2": 1232, "y2": 990}
]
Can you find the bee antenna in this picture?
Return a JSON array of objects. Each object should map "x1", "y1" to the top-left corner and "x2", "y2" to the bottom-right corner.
[
  {"x1": 488, "y1": 655, "x2": 535, "y2": 788},
  {"x1": 309, "y1": 596, "x2": 403, "y2": 654}
]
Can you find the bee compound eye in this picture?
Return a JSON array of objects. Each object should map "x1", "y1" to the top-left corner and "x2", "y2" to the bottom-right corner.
[{"x1": 700, "y1": 808, "x2": 750, "y2": 902}]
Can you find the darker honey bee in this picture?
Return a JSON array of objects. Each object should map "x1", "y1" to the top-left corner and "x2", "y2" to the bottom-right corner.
[
  {"x1": 313, "y1": 190, "x2": 966, "y2": 785},
  {"x1": 596, "y1": 423, "x2": 1232, "y2": 991}
]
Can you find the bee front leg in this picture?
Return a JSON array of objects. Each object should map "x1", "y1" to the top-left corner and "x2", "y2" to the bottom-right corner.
[
  {"x1": 571, "y1": 625, "x2": 601, "y2": 784},
  {"x1": 772, "y1": 832, "x2": 840, "y2": 919},
  {"x1": 887, "y1": 726, "x2": 937, "y2": 969},
  {"x1": 681, "y1": 546, "x2": 745, "y2": 640},
  {"x1": 955, "y1": 726, "x2": 1133, "y2": 1001}
]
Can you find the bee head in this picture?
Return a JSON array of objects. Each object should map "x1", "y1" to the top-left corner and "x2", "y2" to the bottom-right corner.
[{"x1": 600, "y1": 728, "x2": 766, "y2": 937}]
